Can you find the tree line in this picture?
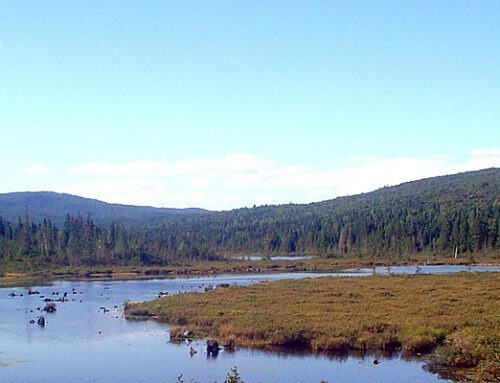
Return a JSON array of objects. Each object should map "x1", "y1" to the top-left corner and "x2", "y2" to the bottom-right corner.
[{"x1": 0, "y1": 213, "x2": 219, "y2": 271}]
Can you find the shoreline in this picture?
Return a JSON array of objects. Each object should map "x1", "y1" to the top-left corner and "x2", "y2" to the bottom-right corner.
[{"x1": 1, "y1": 254, "x2": 499, "y2": 287}]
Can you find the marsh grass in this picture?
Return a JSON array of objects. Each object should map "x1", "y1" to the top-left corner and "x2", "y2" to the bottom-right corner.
[{"x1": 126, "y1": 272, "x2": 500, "y2": 381}]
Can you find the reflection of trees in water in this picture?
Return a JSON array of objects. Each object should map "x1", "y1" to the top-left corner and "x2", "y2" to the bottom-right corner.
[{"x1": 247, "y1": 344, "x2": 412, "y2": 363}]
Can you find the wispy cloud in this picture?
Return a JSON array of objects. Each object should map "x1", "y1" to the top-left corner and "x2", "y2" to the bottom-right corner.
[
  {"x1": 469, "y1": 148, "x2": 500, "y2": 158},
  {"x1": 345, "y1": 155, "x2": 379, "y2": 164},
  {"x1": 24, "y1": 164, "x2": 51, "y2": 175},
  {"x1": 60, "y1": 149, "x2": 500, "y2": 210},
  {"x1": 68, "y1": 154, "x2": 278, "y2": 177}
]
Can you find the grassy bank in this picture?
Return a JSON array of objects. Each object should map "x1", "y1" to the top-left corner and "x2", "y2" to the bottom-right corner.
[{"x1": 126, "y1": 272, "x2": 500, "y2": 382}]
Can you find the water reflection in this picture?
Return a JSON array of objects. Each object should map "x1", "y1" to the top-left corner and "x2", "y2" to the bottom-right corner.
[
  {"x1": 346, "y1": 264, "x2": 500, "y2": 275},
  {"x1": 233, "y1": 255, "x2": 315, "y2": 261}
]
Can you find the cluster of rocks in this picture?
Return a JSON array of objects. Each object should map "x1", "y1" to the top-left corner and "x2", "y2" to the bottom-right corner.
[
  {"x1": 8, "y1": 287, "x2": 86, "y2": 327},
  {"x1": 184, "y1": 338, "x2": 236, "y2": 358},
  {"x1": 28, "y1": 316, "x2": 47, "y2": 326}
]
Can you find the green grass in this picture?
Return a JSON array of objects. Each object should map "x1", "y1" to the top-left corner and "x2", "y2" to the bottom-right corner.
[{"x1": 126, "y1": 272, "x2": 500, "y2": 382}]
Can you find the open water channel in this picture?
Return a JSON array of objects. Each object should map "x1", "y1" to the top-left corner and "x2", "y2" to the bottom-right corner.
[{"x1": 2, "y1": 265, "x2": 499, "y2": 383}]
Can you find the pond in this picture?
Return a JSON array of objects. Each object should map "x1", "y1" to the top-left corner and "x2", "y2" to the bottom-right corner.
[{"x1": 3, "y1": 266, "x2": 497, "y2": 382}]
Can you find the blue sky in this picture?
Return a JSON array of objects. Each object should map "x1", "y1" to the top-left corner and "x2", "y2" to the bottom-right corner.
[{"x1": 1, "y1": 1, "x2": 500, "y2": 210}]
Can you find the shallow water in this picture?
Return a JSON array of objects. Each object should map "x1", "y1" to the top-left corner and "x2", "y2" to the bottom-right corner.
[
  {"x1": 348, "y1": 264, "x2": 500, "y2": 275},
  {"x1": 234, "y1": 255, "x2": 314, "y2": 260},
  {"x1": 2, "y1": 266, "x2": 493, "y2": 382}
]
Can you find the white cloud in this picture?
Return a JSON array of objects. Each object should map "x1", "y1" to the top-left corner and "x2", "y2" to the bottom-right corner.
[
  {"x1": 264, "y1": 157, "x2": 450, "y2": 196},
  {"x1": 307, "y1": 189, "x2": 333, "y2": 198},
  {"x1": 430, "y1": 155, "x2": 447, "y2": 160},
  {"x1": 68, "y1": 154, "x2": 276, "y2": 177},
  {"x1": 57, "y1": 178, "x2": 240, "y2": 209},
  {"x1": 346, "y1": 155, "x2": 379, "y2": 164},
  {"x1": 469, "y1": 148, "x2": 500, "y2": 158},
  {"x1": 462, "y1": 148, "x2": 500, "y2": 172},
  {"x1": 24, "y1": 164, "x2": 51, "y2": 175},
  {"x1": 60, "y1": 149, "x2": 500, "y2": 210}
]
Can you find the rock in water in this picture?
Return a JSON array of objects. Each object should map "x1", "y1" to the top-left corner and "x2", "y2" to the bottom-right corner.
[
  {"x1": 37, "y1": 316, "x2": 46, "y2": 327},
  {"x1": 206, "y1": 340, "x2": 220, "y2": 356},
  {"x1": 43, "y1": 303, "x2": 57, "y2": 313}
]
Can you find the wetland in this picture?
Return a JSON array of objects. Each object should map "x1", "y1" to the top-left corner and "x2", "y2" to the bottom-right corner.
[{"x1": 3, "y1": 266, "x2": 500, "y2": 382}]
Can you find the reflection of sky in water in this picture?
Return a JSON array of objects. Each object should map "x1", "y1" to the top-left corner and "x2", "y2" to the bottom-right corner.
[
  {"x1": 347, "y1": 264, "x2": 500, "y2": 275},
  {"x1": 234, "y1": 255, "x2": 314, "y2": 260},
  {"x1": 0, "y1": 269, "x2": 473, "y2": 382}
]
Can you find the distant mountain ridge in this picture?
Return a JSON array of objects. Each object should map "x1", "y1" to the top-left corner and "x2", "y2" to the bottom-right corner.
[{"x1": 0, "y1": 191, "x2": 209, "y2": 227}]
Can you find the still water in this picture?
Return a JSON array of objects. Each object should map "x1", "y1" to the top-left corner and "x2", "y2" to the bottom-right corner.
[
  {"x1": 2, "y1": 266, "x2": 497, "y2": 383},
  {"x1": 233, "y1": 255, "x2": 314, "y2": 261},
  {"x1": 349, "y1": 264, "x2": 500, "y2": 275}
]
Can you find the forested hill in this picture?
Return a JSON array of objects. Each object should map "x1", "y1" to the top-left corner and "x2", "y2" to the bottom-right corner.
[
  {"x1": 0, "y1": 168, "x2": 499, "y2": 270},
  {"x1": 0, "y1": 192, "x2": 208, "y2": 227},
  {"x1": 153, "y1": 167, "x2": 500, "y2": 259}
]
